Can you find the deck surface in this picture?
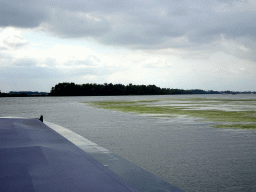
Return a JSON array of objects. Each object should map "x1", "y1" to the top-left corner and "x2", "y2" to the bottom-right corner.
[{"x1": 0, "y1": 118, "x2": 140, "y2": 192}]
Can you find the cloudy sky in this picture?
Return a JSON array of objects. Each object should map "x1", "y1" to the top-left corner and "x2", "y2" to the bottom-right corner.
[{"x1": 0, "y1": 0, "x2": 255, "y2": 92}]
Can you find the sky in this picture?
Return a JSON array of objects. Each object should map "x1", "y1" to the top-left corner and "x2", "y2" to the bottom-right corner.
[{"x1": 0, "y1": 0, "x2": 256, "y2": 92}]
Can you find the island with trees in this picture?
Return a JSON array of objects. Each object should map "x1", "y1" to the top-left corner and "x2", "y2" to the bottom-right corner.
[
  {"x1": 1, "y1": 82, "x2": 255, "y2": 97},
  {"x1": 48, "y1": 82, "x2": 220, "y2": 96}
]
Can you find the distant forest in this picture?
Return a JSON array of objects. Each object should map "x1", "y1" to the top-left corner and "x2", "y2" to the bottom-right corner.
[
  {"x1": 0, "y1": 91, "x2": 48, "y2": 97},
  {"x1": 1, "y1": 82, "x2": 255, "y2": 97},
  {"x1": 49, "y1": 82, "x2": 219, "y2": 96}
]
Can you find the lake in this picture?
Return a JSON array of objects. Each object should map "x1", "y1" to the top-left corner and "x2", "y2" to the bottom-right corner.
[{"x1": 0, "y1": 94, "x2": 255, "y2": 192}]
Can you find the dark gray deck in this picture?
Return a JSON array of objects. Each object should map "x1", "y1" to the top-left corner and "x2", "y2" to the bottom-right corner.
[{"x1": 0, "y1": 118, "x2": 183, "y2": 192}]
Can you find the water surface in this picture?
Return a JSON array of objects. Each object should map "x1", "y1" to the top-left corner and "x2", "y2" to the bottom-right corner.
[{"x1": 0, "y1": 94, "x2": 255, "y2": 192}]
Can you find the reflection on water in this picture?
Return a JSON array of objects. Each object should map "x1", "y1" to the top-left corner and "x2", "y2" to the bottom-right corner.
[{"x1": 0, "y1": 94, "x2": 256, "y2": 192}]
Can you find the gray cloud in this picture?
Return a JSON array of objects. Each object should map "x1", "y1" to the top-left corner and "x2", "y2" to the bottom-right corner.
[
  {"x1": 0, "y1": 0, "x2": 50, "y2": 28},
  {"x1": 1, "y1": 0, "x2": 255, "y2": 55},
  {"x1": 48, "y1": 0, "x2": 138, "y2": 13},
  {"x1": 44, "y1": 10, "x2": 111, "y2": 38},
  {"x1": 0, "y1": 66, "x2": 56, "y2": 79},
  {"x1": 0, "y1": 56, "x2": 107, "y2": 80},
  {"x1": 13, "y1": 58, "x2": 38, "y2": 67},
  {"x1": 187, "y1": 10, "x2": 256, "y2": 43},
  {"x1": 0, "y1": 65, "x2": 98, "y2": 85}
]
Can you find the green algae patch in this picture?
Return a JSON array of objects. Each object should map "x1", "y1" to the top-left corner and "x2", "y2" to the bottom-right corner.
[
  {"x1": 88, "y1": 98, "x2": 256, "y2": 129},
  {"x1": 176, "y1": 109, "x2": 256, "y2": 123},
  {"x1": 213, "y1": 123, "x2": 256, "y2": 129}
]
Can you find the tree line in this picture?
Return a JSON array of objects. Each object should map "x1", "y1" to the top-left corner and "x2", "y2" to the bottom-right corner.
[
  {"x1": 1, "y1": 82, "x2": 254, "y2": 97},
  {"x1": 49, "y1": 82, "x2": 219, "y2": 96}
]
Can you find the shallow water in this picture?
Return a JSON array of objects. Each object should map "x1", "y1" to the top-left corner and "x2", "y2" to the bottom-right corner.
[{"x1": 0, "y1": 94, "x2": 256, "y2": 192}]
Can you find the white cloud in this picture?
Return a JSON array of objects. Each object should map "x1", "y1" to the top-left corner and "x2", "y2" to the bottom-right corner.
[{"x1": 0, "y1": 28, "x2": 29, "y2": 50}]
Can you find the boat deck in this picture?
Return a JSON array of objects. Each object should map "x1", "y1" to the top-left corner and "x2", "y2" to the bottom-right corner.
[
  {"x1": 0, "y1": 118, "x2": 140, "y2": 192},
  {"x1": 0, "y1": 117, "x2": 183, "y2": 192}
]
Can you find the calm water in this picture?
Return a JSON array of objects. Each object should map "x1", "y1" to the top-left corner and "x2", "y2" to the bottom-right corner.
[{"x1": 0, "y1": 94, "x2": 256, "y2": 192}]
